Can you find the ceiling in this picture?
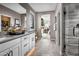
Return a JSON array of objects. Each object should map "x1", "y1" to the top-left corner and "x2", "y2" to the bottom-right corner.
[
  {"x1": 29, "y1": 3, "x2": 57, "y2": 12},
  {"x1": 0, "y1": 3, "x2": 26, "y2": 14},
  {"x1": 0, "y1": 3, "x2": 57, "y2": 13}
]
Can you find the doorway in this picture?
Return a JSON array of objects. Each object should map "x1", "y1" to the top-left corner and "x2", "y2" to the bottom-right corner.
[{"x1": 41, "y1": 14, "x2": 50, "y2": 39}]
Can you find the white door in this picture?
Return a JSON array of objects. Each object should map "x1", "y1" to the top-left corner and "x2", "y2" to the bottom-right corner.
[{"x1": 11, "y1": 44, "x2": 21, "y2": 56}]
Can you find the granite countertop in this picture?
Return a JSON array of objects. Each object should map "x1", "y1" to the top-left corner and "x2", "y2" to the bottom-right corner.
[{"x1": 0, "y1": 30, "x2": 35, "y2": 44}]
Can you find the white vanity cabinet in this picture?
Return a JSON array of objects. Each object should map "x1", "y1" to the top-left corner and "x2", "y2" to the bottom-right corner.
[
  {"x1": 0, "y1": 32, "x2": 35, "y2": 56},
  {"x1": 0, "y1": 38, "x2": 21, "y2": 56}
]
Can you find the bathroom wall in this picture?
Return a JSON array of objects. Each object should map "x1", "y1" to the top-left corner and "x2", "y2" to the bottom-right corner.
[{"x1": 0, "y1": 5, "x2": 21, "y2": 27}]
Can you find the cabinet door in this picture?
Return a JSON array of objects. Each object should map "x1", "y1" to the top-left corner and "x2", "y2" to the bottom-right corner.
[
  {"x1": 22, "y1": 35, "x2": 30, "y2": 56},
  {"x1": 30, "y1": 33, "x2": 35, "y2": 50},
  {"x1": 11, "y1": 44, "x2": 21, "y2": 56},
  {"x1": 0, "y1": 49, "x2": 10, "y2": 56},
  {"x1": 22, "y1": 41, "x2": 30, "y2": 56},
  {"x1": 31, "y1": 36, "x2": 35, "y2": 49},
  {"x1": 32, "y1": 36, "x2": 35, "y2": 48},
  {"x1": 29, "y1": 35, "x2": 32, "y2": 50}
]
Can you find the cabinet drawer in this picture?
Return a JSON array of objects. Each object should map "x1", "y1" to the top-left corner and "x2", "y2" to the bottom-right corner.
[
  {"x1": 22, "y1": 35, "x2": 29, "y2": 41},
  {"x1": 22, "y1": 37, "x2": 29, "y2": 45},
  {"x1": 29, "y1": 34, "x2": 35, "y2": 50},
  {"x1": 30, "y1": 33, "x2": 35, "y2": 37}
]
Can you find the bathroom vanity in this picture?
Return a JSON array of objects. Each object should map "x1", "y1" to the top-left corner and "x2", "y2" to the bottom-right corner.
[{"x1": 0, "y1": 31, "x2": 35, "y2": 56}]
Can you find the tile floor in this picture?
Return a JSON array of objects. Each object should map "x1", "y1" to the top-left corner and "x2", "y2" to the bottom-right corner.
[{"x1": 32, "y1": 33, "x2": 60, "y2": 56}]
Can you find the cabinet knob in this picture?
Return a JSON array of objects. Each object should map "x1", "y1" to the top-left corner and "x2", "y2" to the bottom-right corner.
[
  {"x1": 24, "y1": 37, "x2": 27, "y2": 40},
  {"x1": 24, "y1": 44, "x2": 27, "y2": 47}
]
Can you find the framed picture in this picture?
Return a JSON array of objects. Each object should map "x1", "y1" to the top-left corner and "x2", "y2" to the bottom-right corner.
[
  {"x1": 1, "y1": 15, "x2": 10, "y2": 31},
  {"x1": 15, "y1": 19, "x2": 21, "y2": 26}
]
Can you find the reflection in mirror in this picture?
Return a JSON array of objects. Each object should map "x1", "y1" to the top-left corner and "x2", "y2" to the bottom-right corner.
[
  {"x1": 29, "y1": 13, "x2": 34, "y2": 29},
  {"x1": 21, "y1": 14, "x2": 27, "y2": 30}
]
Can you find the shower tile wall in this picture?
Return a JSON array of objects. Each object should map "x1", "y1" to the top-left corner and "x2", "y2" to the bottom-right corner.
[{"x1": 64, "y1": 4, "x2": 79, "y2": 56}]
